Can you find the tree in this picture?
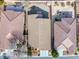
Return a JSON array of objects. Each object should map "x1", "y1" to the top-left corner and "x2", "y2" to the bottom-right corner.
[
  {"x1": 51, "y1": 49, "x2": 59, "y2": 58},
  {"x1": 77, "y1": 48, "x2": 79, "y2": 52},
  {"x1": 0, "y1": 0, "x2": 4, "y2": 6},
  {"x1": 7, "y1": 31, "x2": 24, "y2": 49}
]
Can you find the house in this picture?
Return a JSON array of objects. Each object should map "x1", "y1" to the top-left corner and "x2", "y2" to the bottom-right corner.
[
  {"x1": 0, "y1": 4, "x2": 25, "y2": 50},
  {"x1": 54, "y1": 18, "x2": 76, "y2": 55},
  {"x1": 53, "y1": 0, "x2": 76, "y2": 55},
  {"x1": 28, "y1": 2, "x2": 51, "y2": 56}
]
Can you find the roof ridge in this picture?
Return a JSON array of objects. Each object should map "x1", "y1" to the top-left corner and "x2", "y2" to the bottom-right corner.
[{"x1": 2, "y1": 11, "x2": 23, "y2": 22}]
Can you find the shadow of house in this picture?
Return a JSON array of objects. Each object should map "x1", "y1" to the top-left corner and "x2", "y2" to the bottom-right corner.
[
  {"x1": 54, "y1": 11, "x2": 72, "y2": 21},
  {"x1": 28, "y1": 6, "x2": 48, "y2": 18},
  {"x1": 4, "y1": 5, "x2": 24, "y2": 12}
]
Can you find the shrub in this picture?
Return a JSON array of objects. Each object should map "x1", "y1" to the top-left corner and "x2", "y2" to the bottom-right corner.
[
  {"x1": 74, "y1": 52, "x2": 77, "y2": 55},
  {"x1": 51, "y1": 49, "x2": 59, "y2": 58},
  {"x1": 27, "y1": 47, "x2": 32, "y2": 56},
  {"x1": 77, "y1": 48, "x2": 79, "y2": 52}
]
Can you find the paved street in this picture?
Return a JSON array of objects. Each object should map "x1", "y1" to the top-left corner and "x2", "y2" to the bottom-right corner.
[{"x1": 0, "y1": 56, "x2": 78, "y2": 59}]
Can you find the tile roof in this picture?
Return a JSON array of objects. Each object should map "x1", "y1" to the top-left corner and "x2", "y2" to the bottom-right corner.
[
  {"x1": 0, "y1": 10, "x2": 24, "y2": 49},
  {"x1": 57, "y1": 44, "x2": 66, "y2": 50},
  {"x1": 3, "y1": 10, "x2": 22, "y2": 22},
  {"x1": 54, "y1": 18, "x2": 76, "y2": 54},
  {"x1": 55, "y1": 21, "x2": 70, "y2": 33},
  {"x1": 62, "y1": 18, "x2": 74, "y2": 25},
  {"x1": 62, "y1": 38, "x2": 73, "y2": 49}
]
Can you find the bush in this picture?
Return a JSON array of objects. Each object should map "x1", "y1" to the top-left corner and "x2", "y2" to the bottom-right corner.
[
  {"x1": 27, "y1": 47, "x2": 32, "y2": 56},
  {"x1": 74, "y1": 52, "x2": 77, "y2": 55},
  {"x1": 77, "y1": 48, "x2": 79, "y2": 52},
  {"x1": 51, "y1": 49, "x2": 59, "y2": 58}
]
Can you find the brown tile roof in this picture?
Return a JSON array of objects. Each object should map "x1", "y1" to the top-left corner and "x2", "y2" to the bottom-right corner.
[
  {"x1": 2, "y1": 11, "x2": 23, "y2": 22},
  {"x1": 62, "y1": 18, "x2": 74, "y2": 25},
  {"x1": 55, "y1": 21, "x2": 70, "y2": 33}
]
